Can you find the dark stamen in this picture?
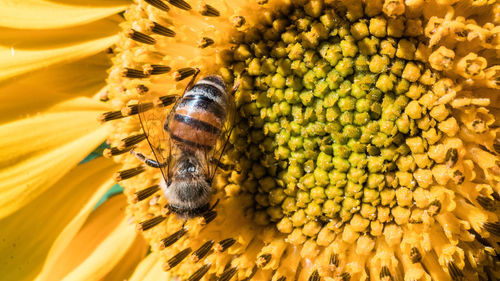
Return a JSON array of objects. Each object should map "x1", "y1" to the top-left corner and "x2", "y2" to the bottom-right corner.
[
  {"x1": 174, "y1": 67, "x2": 196, "y2": 81},
  {"x1": 133, "y1": 184, "x2": 160, "y2": 203},
  {"x1": 168, "y1": 0, "x2": 191, "y2": 10},
  {"x1": 200, "y1": 4, "x2": 220, "y2": 16},
  {"x1": 151, "y1": 22, "x2": 176, "y2": 37},
  {"x1": 164, "y1": 248, "x2": 192, "y2": 270},
  {"x1": 159, "y1": 228, "x2": 187, "y2": 249},
  {"x1": 308, "y1": 270, "x2": 320, "y2": 281},
  {"x1": 188, "y1": 264, "x2": 211, "y2": 281},
  {"x1": 447, "y1": 261, "x2": 464, "y2": 280},
  {"x1": 217, "y1": 267, "x2": 237, "y2": 281},
  {"x1": 127, "y1": 29, "x2": 156, "y2": 45},
  {"x1": 118, "y1": 134, "x2": 147, "y2": 150},
  {"x1": 380, "y1": 266, "x2": 392, "y2": 280},
  {"x1": 339, "y1": 272, "x2": 350, "y2": 281},
  {"x1": 330, "y1": 253, "x2": 339, "y2": 267},
  {"x1": 202, "y1": 211, "x2": 217, "y2": 224},
  {"x1": 156, "y1": 95, "x2": 178, "y2": 107},
  {"x1": 256, "y1": 253, "x2": 272, "y2": 267},
  {"x1": 276, "y1": 277, "x2": 286, "y2": 281},
  {"x1": 121, "y1": 102, "x2": 154, "y2": 116},
  {"x1": 114, "y1": 166, "x2": 145, "y2": 181},
  {"x1": 144, "y1": 64, "x2": 172, "y2": 75},
  {"x1": 410, "y1": 247, "x2": 421, "y2": 263},
  {"x1": 145, "y1": 0, "x2": 170, "y2": 11},
  {"x1": 445, "y1": 148, "x2": 458, "y2": 168},
  {"x1": 137, "y1": 215, "x2": 165, "y2": 231},
  {"x1": 198, "y1": 37, "x2": 214, "y2": 48},
  {"x1": 192, "y1": 240, "x2": 214, "y2": 261},
  {"x1": 231, "y1": 16, "x2": 246, "y2": 27},
  {"x1": 476, "y1": 196, "x2": 496, "y2": 211},
  {"x1": 484, "y1": 222, "x2": 500, "y2": 236},
  {"x1": 103, "y1": 147, "x2": 130, "y2": 157},
  {"x1": 98, "y1": 110, "x2": 124, "y2": 122},
  {"x1": 240, "y1": 266, "x2": 258, "y2": 281},
  {"x1": 123, "y1": 68, "x2": 150, "y2": 79},
  {"x1": 215, "y1": 238, "x2": 236, "y2": 252},
  {"x1": 494, "y1": 138, "x2": 500, "y2": 154}
]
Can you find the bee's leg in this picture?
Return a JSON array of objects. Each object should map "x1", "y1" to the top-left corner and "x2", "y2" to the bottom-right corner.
[
  {"x1": 230, "y1": 69, "x2": 246, "y2": 95},
  {"x1": 209, "y1": 157, "x2": 234, "y2": 171},
  {"x1": 182, "y1": 68, "x2": 200, "y2": 95},
  {"x1": 130, "y1": 149, "x2": 167, "y2": 168}
]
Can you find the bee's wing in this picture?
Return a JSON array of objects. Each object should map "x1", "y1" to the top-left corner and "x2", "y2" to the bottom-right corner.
[
  {"x1": 138, "y1": 94, "x2": 175, "y2": 183},
  {"x1": 207, "y1": 94, "x2": 236, "y2": 182}
]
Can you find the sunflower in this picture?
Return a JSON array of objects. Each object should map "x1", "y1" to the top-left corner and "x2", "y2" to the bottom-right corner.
[{"x1": 2, "y1": 0, "x2": 499, "y2": 280}]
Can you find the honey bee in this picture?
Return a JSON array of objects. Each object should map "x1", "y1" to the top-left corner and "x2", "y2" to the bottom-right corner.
[{"x1": 132, "y1": 69, "x2": 236, "y2": 218}]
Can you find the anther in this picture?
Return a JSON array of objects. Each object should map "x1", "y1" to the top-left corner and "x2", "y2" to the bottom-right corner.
[
  {"x1": 198, "y1": 37, "x2": 214, "y2": 48},
  {"x1": 114, "y1": 166, "x2": 145, "y2": 181},
  {"x1": 174, "y1": 67, "x2": 196, "y2": 81},
  {"x1": 103, "y1": 147, "x2": 130, "y2": 157},
  {"x1": 136, "y1": 84, "x2": 149, "y2": 94},
  {"x1": 168, "y1": 0, "x2": 191, "y2": 10},
  {"x1": 215, "y1": 238, "x2": 236, "y2": 252},
  {"x1": 98, "y1": 110, "x2": 124, "y2": 122},
  {"x1": 447, "y1": 261, "x2": 464, "y2": 280},
  {"x1": 257, "y1": 0, "x2": 268, "y2": 4},
  {"x1": 122, "y1": 68, "x2": 150, "y2": 79},
  {"x1": 380, "y1": 266, "x2": 392, "y2": 280},
  {"x1": 121, "y1": 102, "x2": 154, "y2": 116},
  {"x1": 191, "y1": 240, "x2": 214, "y2": 262},
  {"x1": 118, "y1": 134, "x2": 147, "y2": 150},
  {"x1": 330, "y1": 253, "x2": 339, "y2": 269},
  {"x1": 471, "y1": 119, "x2": 487, "y2": 133},
  {"x1": 137, "y1": 215, "x2": 165, "y2": 231},
  {"x1": 164, "y1": 248, "x2": 192, "y2": 270},
  {"x1": 231, "y1": 16, "x2": 246, "y2": 28},
  {"x1": 452, "y1": 170, "x2": 465, "y2": 185},
  {"x1": 483, "y1": 222, "x2": 500, "y2": 236},
  {"x1": 159, "y1": 228, "x2": 187, "y2": 249},
  {"x1": 202, "y1": 211, "x2": 217, "y2": 224},
  {"x1": 144, "y1": 64, "x2": 172, "y2": 75},
  {"x1": 256, "y1": 254, "x2": 272, "y2": 267},
  {"x1": 217, "y1": 267, "x2": 237, "y2": 281},
  {"x1": 155, "y1": 95, "x2": 177, "y2": 107},
  {"x1": 127, "y1": 29, "x2": 156, "y2": 45},
  {"x1": 145, "y1": 0, "x2": 170, "y2": 11},
  {"x1": 445, "y1": 148, "x2": 458, "y2": 168},
  {"x1": 428, "y1": 200, "x2": 441, "y2": 216},
  {"x1": 151, "y1": 22, "x2": 176, "y2": 37},
  {"x1": 200, "y1": 4, "x2": 219, "y2": 17},
  {"x1": 188, "y1": 264, "x2": 211, "y2": 281},
  {"x1": 476, "y1": 196, "x2": 496, "y2": 211},
  {"x1": 308, "y1": 270, "x2": 320, "y2": 281},
  {"x1": 339, "y1": 272, "x2": 351, "y2": 281},
  {"x1": 133, "y1": 184, "x2": 160, "y2": 203},
  {"x1": 410, "y1": 247, "x2": 421, "y2": 263},
  {"x1": 276, "y1": 277, "x2": 286, "y2": 281}
]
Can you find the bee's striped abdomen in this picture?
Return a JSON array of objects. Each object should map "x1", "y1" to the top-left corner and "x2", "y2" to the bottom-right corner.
[{"x1": 166, "y1": 76, "x2": 228, "y2": 150}]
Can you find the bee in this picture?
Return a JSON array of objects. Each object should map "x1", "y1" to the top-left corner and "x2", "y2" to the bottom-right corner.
[{"x1": 132, "y1": 69, "x2": 236, "y2": 218}]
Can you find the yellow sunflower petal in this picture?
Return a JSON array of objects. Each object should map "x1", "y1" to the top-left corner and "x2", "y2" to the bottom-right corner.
[
  {"x1": 100, "y1": 235, "x2": 148, "y2": 281},
  {"x1": 0, "y1": 17, "x2": 120, "y2": 82},
  {"x1": 36, "y1": 194, "x2": 142, "y2": 281},
  {"x1": 0, "y1": 51, "x2": 111, "y2": 124},
  {"x1": 0, "y1": 157, "x2": 120, "y2": 281},
  {"x1": 0, "y1": 0, "x2": 129, "y2": 29},
  {"x1": 0, "y1": 97, "x2": 112, "y2": 218},
  {"x1": 128, "y1": 253, "x2": 172, "y2": 281}
]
